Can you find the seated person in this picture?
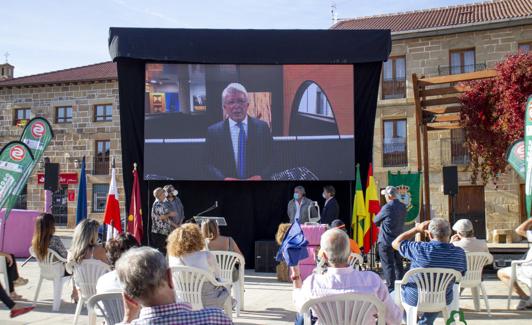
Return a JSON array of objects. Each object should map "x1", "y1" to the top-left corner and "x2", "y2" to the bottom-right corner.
[
  {"x1": 392, "y1": 219, "x2": 467, "y2": 325},
  {"x1": 450, "y1": 219, "x2": 489, "y2": 253},
  {"x1": 167, "y1": 224, "x2": 230, "y2": 309},
  {"x1": 0, "y1": 283, "x2": 33, "y2": 318},
  {"x1": 497, "y1": 218, "x2": 532, "y2": 310},
  {"x1": 0, "y1": 251, "x2": 28, "y2": 301},
  {"x1": 291, "y1": 228, "x2": 401, "y2": 325},
  {"x1": 330, "y1": 219, "x2": 361, "y2": 254},
  {"x1": 115, "y1": 247, "x2": 231, "y2": 324},
  {"x1": 97, "y1": 233, "x2": 139, "y2": 293}
]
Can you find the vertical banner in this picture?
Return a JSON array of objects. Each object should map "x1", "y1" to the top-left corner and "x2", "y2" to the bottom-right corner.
[
  {"x1": 506, "y1": 139, "x2": 525, "y2": 180},
  {"x1": 0, "y1": 142, "x2": 35, "y2": 212},
  {"x1": 388, "y1": 171, "x2": 421, "y2": 224},
  {"x1": 524, "y1": 95, "x2": 532, "y2": 219}
]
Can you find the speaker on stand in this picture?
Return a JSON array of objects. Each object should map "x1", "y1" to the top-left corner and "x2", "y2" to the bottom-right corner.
[{"x1": 443, "y1": 166, "x2": 458, "y2": 223}]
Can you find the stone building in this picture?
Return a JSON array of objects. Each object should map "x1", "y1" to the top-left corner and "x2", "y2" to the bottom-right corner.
[
  {"x1": 333, "y1": 0, "x2": 532, "y2": 241},
  {"x1": 0, "y1": 62, "x2": 125, "y2": 227}
]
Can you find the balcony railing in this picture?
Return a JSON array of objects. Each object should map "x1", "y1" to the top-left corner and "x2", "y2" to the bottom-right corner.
[
  {"x1": 383, "y1": 141, "x2": 407, "y2": 167},
  {"x1": 438, "y1": 63, "x2": 487, "y2": 76},
  {"x1": 382, "y1": 79, "x2": 406, "y2": 99},
  {"x1": 441, "y1": 137, "x2": 470, "y2": 166},
  {"x1": 93, "y1": 157, "x2": 110, "y2": 175}
]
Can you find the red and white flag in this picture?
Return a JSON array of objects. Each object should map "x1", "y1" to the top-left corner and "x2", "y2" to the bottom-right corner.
[{"x1": 103, "y1": 165, "x2": 122, "y2": 241}]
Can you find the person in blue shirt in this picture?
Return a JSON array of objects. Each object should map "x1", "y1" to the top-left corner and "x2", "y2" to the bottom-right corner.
[
  {"x1": 374, "y1": 186, "x2": 407, "y2": 292},
  {"x1": 392, "y1": 218, "x2": 466, "y2": 325}
]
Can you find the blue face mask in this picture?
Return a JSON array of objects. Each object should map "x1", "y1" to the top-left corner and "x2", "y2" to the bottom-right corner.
[{"x1": 293, "y1": 193, "x2": 300, "y2": 200}]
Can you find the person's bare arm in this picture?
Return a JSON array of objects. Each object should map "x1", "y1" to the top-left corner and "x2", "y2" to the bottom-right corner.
[
  {"x1": 230, "y1": 237, "x2": 243, "y2": 256},
  {"x1": 392, "y1": 220, "x2": 430, "y2": 250},
  {"x1": 515, "y1": 218, "x2": 532, "y2": 237}
]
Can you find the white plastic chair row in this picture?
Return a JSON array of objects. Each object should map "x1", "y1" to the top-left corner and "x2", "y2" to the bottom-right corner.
[
  {"x1": 300, "y1": 292, "x2": 386, "y2": 325},
  {"x1": 72, "y1": 259, "x2": 111, "y2": 325},
  {"x1": 507, "y1": 254, "x2": 532, "y2": 309},
  {"x1": 212, "y1": 251, "x2": 245, "y2": 316},
  {"x1": 461, "y1": 252, "x2": 492, "y2": 316},
  {"x1": 347, "y1": 253, "x2": 363, "y2": 271},
  {"x1": 87, "y1": 290, "x2": 124, "y2": 325}
]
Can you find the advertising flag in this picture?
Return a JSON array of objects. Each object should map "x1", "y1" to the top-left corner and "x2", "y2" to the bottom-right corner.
[
  {"x1": 75, "y1": 157, "x2": 87, "y2": 225},
  {"x1": 127, "y1": 163, "x2": 143, "y2": 244},
  {"x1": 363, "y1": 163, "x2": 380, "y2": 254},
  {"x1": 506, "y1": 139, "x2": 525, "y2": 180},
  {"x1": 352, "y1": 164, "x2": 368, "y2": 248},
  {"x1": 0, "y1": 142, "x2": 35, "y2": 216},
  {"x1": 388, "y1": 171, "x2": 421, "y2": 224},
  {"x1": 104, "y1": 161, "x2": 122, "y2": 241},
  {"x1": 524, "y1": 95, "x2": 532, "y2": 218}
]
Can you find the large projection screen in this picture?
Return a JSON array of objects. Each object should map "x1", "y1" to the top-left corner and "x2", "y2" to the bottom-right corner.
[{"x1": 144, "y1": 63, "x2": 355, "y2": 181}]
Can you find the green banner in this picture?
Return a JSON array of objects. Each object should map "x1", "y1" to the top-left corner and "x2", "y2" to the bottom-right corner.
[
  {"x1": 506, "y1": 139, "x2": 525, "y2": 180},
  {"x1": 525, "y1": 95, "x2": 532, "y2": 219},
  {"x1": 388, "y1": 171, "x2": 421, "y2": 224},
  {"x1": 0, "y1": 142, "x2": 35, "y2": 212}
]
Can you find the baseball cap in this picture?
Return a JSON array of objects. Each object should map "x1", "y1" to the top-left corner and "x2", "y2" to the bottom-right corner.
[
  {"x1": 452, "y1": 219, "x2": 473, "y2": 233},
  {"x1": 380, "y1": 186, "x2": 398, "y2": 196}
]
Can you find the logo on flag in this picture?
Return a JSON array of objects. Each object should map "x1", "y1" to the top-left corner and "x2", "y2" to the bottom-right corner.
[
  {"x1": 31, "y1": 122, "x2": 46, "y2": 138},
  {"x1": 396, "y1": 185, "x2": 413, "y2": 212},
  {"x1": 9, "y1": 146, "x2": 25, "y2": 161}
]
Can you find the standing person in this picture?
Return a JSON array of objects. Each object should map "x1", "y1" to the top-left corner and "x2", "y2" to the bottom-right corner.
[
  {"x1": 163, "y1": 184, "x2": 185, "y2": 227},
  {"x1": 150, "y1": 187, "x2": 177, "y2": 255},
  {"x1": 205, "y1": 82, "x2": 273, "y2": 180},
  {"x1": 287, "y1": 186, "x2": 318, "y2": 224},
  {"x1": 374, "y1": 186, "x2": 407, "y2": 292},
  {"x1": 320, "y1": 185, "x2": 339, "y2": 225}
]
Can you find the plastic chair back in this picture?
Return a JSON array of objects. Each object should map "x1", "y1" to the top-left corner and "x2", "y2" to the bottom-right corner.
[
  {"x1": 462, "y1": 252, "x2": 492, "y2": 288},
  {"x1": 87, "y1": 291, "x2": 124, "y2": 325},
  {"x1": 73, "y1": 259, "x2": 111, "y2": 300},
  {"x1": 347, "y1": 253, "x2": 363, "y2": 270}
]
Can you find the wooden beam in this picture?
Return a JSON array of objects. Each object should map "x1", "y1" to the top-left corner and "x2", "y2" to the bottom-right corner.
[
  {"x1": 417, "y1": 69, "x2": 497, "y2": 86},
  {"x1": 412, "y1": 73, "x2": 425, "y2": 221},
  {"x1": 419, "y1": 85, "x2": 467, "y2": 97},
  {"x1": 426, "y1": 122, "x2": 462, "y2": 130},
  {"x1": 421, "y1": 96, "x2": 461, "y2": 107},
  {"x1": 423, "y1": 112, "x2": 461, "y2": 123},
  {"x1": 423, "y1": 105, "x2": 462, "y2": 114},
  {"x1": 421, "y1": 124, "x2": 431, "y2": 222}
]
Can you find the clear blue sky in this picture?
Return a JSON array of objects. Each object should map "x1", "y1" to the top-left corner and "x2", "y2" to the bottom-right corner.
[{"x1": 2, "y1": 0, "x2": 475, "y2": 77}]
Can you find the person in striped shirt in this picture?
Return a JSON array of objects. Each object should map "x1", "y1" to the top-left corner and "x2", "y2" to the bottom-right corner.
[
  {"x1": 115, "y1": 247, "x2": 232, "y2": 325},
  {"x1": 392, "y1": 218, "x2": 466, "y2": 325}
]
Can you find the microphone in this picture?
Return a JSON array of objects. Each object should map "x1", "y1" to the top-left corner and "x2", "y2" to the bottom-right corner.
[
  {"x1": 215, "y1": 201, "x2": 218, "y2": 208},
  {"x1": 196, "y1": 201, "x2": 219, "y2": 216}
]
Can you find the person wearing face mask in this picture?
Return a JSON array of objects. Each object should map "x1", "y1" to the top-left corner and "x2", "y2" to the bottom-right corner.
[
  {"x1": 163, "y1": 185, "x2": 185, "y2": 228},
  {"x1": 287, "y1": 186, "x2": 318, "y2": 224},
  {"x1": 320, "y1": 185, "x2": 339, "y2": 225},
  {"x1": 150, "y1": 187, "x2": 177, "y2": 255}
]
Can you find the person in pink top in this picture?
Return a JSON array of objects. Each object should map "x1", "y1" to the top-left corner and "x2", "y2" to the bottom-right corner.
[{"x1": 290, "y1": 228, "x2": 402, "y2": 325}]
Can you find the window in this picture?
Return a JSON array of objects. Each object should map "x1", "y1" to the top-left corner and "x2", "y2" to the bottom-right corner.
[
  {"x1": 55, "y1": 106, "x2": 72, "y2": 123},
  {"x1": 450, "y1": 129, "x2": 470, "y2": 165},
  {"x1": 450, "y1": 49, "x2": 475, "y2": 74},
  {"x1": 94, "y1": 104, "x2": 112, "y2": 122},
  {"x1": 518, "y1": 42, "x2": 532, "y2": 53},
  {"x1": 94, "y1": 140, "x2": 110, "y2": 175},
  {"x1": 92, "y1": 184, "x2": 109, "y2": 213},
  {"x1": 382, "y1": 56, "x2": 406, "y2": 99},
  {"x1": 13, "y1": 108, "x2": 30, "y2": 126},
  {"x1": 383, "y1": 119, "x2": 407, "y2": 167},
  {"x1": 296, "y1": 82, "x2": 334, "y2": 118}
]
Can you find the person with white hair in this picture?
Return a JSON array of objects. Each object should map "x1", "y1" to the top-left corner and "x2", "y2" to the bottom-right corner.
[
  {"x1": 450, "y1": 219, "x2": 489, "y2": 253},
  {"x1": 290, "y1": 228, "x2": 401, "y2": 325},
  {"x1": 392, "y1": 218, "x2": 467, "y2": 325},
  {"x1": 115, "y1": 247, "x2": 231, "y2": 325},
  {"x1": 287, "y1": 185, "x2": 318, "y2": 224},
  {"x1": 205, "y1": 82, "x2": 273, "y2": 180}
]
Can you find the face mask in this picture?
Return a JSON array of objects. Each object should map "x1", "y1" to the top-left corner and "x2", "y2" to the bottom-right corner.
[
  {"x1": 164, "y1": 191, "x2": 169, "y2": 198},
  {"x1": 322, "y1": 192, "x2": 327, "y2": 199},
  {"x1": 293, "y1": 193, "x2": 300, "y2": 200},
  {"x1": 172, "y1": 190, "x2": 178, "y2": 196}
]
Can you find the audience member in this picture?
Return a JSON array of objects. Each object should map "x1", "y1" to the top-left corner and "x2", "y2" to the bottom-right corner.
[
  {"x1": 291, "y1": 228, "x2": 401, "y2": 325},
  {"x1": 497, "y1": 218, "x2": 532, "y2": 310},
  {"x1": 330, "y1": 219, "x2": 361, "y2": 254},
  {"x1": 0, "y1": 251, "x2": 28, "y2": 301},
  {"x1": 150, "y1": 187, "x2": 177, "y2": 255},
  {"x1": 0, "y1": 283, "x2": 33, "y2": 318},
  {"x1": 320, "y1": 185, "x2": 339, "y2": 225},
  {"x1": 450, "y1": 219, "x2": 489, "y2": 253},
  {"x1": 287, "y1": 186, "x2": 318, "y2": 224},
  {"x1": 392, "y1": 219, "x2": 466, "y2": 325},
  {"x1": 96, "y1": 233, "x2": 139, "y2": 294},
  {"x1": 374, "y1": 186, "x2": 407, "y2": 292},
  {"x1": 167, "y1": 224, "x2": 230, "y2": 309},
  {"x1": 115, "y1": 247, "x2": 232, "y2": 324}
]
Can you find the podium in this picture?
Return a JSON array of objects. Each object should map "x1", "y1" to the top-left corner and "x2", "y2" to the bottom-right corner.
[{"x1": 193, "y1": 216, "x2": 227, "y2": 226}]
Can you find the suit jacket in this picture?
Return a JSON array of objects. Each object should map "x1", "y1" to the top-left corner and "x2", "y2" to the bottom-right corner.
[
  {"x1": 205, "y1": 116, "x2": 273, "y2": 180},
  {"x1": 373, "y1": 199, "x2": 406, "y2": 246},
  {"x1": 287, "y1": 197, "x2": 318, "y2": 224},
  {"x1": 321, "y1": 197, "x2": 339, "y2": 225}
]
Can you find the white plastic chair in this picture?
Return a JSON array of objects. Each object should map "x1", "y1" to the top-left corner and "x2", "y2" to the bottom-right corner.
[
  {"x1": 507, "y1": 254, "x2": 532, "y2": 309},
  {"x1": 300, "y1": 292, "x2": 386, "y2": 325},
  {"x1": 170, "y1": 265, "x2": 233, "y2": 319},
  {"x1": 347, "y1": 253, "x2": 363, "y2": 271},
  {"x1": 72, "y1": 259, "x2": 111, "y2": 325},
  {"x1": 29, "y1": 247, "x2": 71, "y2": 311},
  {"x1": 87, "y1": 291, "x2": 124, "y2": 325},
  {"x1": 212, "y1": 251, "x2": 245, "y2": 316},
  {"x1": 0, "y1": 256, "x2": 10, "y2": 291},
  {"x1": 462, "y1": 252, "x2": 492, "y2": 315},
  {"x1": 398, "y1": 268, "x2": 462, "y2": 325}
]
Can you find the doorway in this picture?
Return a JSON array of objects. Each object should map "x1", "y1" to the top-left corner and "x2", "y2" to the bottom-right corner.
[
  {"x1": 52, "y1": 185, "x2": 68, "y2": 226},
  {"x1": 449, "y1": 185, "x2": 486, "y2": 239}
]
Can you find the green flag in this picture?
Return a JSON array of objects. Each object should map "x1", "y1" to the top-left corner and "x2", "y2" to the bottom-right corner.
[
  {"x1": 388, "y1": 171, "x2": 421, "y2": 224},
  {"x1": 0, "y1": 142, "x2": 35, "y2": 213},
  {"x1": 506, "y1": 139, "x2": 525, "y2": 180},
  {"x1": 525, "y1": 95, "x2": 532, "y2": 219}
]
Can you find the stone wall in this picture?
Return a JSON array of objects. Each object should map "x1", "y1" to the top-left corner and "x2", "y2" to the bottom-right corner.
[{"x1": 0, "y1": 80, "x2": 124, "y2": 227}]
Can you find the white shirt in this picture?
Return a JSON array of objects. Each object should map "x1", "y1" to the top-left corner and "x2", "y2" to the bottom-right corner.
[
  {"x1": 324, "y1": 197, "x2": 333, "y2": 207},
  {"x1": 228, "y1": 116, "x2": 248, "y2": 165},
  {"x1": 294, "y1": 200, "x2": 303, "y2": 221},
  {"x1": 96, "y1": 270, "x2": 122, "y2": 293},
  {"x1": 169, "y1": 251, "x2": 222, "y2": 280}
]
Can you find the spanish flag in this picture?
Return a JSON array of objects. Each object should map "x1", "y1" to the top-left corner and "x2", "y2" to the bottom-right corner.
[
  {"x1": 363, "y1": 163, "x2": 380, "y2": 253},
  {"x1": 352, "y1": 164, "x2": 368, "y2": 248}
]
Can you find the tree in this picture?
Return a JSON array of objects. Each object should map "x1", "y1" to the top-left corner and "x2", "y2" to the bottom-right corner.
[{"x1": 460, "y1": 52, "x2": 532, "y2": 184}]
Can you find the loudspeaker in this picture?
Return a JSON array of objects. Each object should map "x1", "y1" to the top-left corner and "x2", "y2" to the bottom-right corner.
[
  {"x1": 255, "y1": 240, "x2": 278, "y2": 273},
  {"x1": 443, "y1": 166, "x2": 458, "y2": 196},
  {"x1": 44, "y1": 163, "x2": 59, "y2": 192}
]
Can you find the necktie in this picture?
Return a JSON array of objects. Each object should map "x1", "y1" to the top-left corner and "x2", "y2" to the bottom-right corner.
[{"x1": 237, "y1": 122, "x2": 246, "y2": 178}]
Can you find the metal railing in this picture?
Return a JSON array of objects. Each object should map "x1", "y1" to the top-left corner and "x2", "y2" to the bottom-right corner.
[
  {"x1": 383, "y1": 141, "x2": 408, "y2": 167},
  {"x1": 93, "y1": 157, "x2": 110, "y2": 175},
  {"x1": 381, "y1": 79, "x2": 406, "y2": 99},
  {"x1": 438, "y1": 63, "x2": 487, "y2": 76},
  {"x1": 441, "y1": 137, "x2": 470, "y2": 166}
]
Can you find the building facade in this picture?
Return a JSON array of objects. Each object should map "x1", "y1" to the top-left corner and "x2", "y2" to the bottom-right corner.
[
  {"x1": 0, "y1": 62, "x2": 125, "y2": 227},
  {"x1": 333, "y1": 0, "x2": 532, "y2": 241}
]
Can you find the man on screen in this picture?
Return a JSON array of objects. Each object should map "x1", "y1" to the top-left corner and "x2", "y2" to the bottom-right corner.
[{"x1": 205, "y1": 82, "x2": 273, "y2": 180}]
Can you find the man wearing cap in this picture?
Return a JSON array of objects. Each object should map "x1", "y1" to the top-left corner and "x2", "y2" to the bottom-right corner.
[
  {"x1": 374, "y1": 186, "x2": 407, "y2": 292},
  {"x1": 450, "y1": 219, "x2": 489, "y2": 253},
  {"x1": 163, "y1": 184, "x2": 185, "y2": 228}
]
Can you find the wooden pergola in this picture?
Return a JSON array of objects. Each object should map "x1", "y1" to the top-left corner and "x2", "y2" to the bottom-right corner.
[{"x1": 412, "y1": 69, "x2": 498, "y2": 221}]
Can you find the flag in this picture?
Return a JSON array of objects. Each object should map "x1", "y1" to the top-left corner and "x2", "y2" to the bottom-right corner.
[
  {"x1": 388, "y1": 171, "x2": 421, "y2": 224},
  {"x1": 363, "y1": 163, "x2": 380, "y2": 254},
  {"x1": 525, "y1": 95, "x2": 532, "y2": 218},
  {"x1": 127, "y1": 163, "x2": 143, "y2": 244},
  {"x1": 352, "y1": 164, "x2": 368, "y2": 248},
  {"x1": 275, "y1": 221, "x2": 308, "y2": 267},
  {"x1": 103, "y1": 161, "x2": 122, "y2": 240},
  {"x1": 75, "y1": 157, "x2": 87, "y2": 225}
]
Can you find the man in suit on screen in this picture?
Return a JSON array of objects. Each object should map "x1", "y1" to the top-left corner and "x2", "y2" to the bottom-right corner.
[{"x1": 205, "y1": 82, "x2": 273, "y2": 180}]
